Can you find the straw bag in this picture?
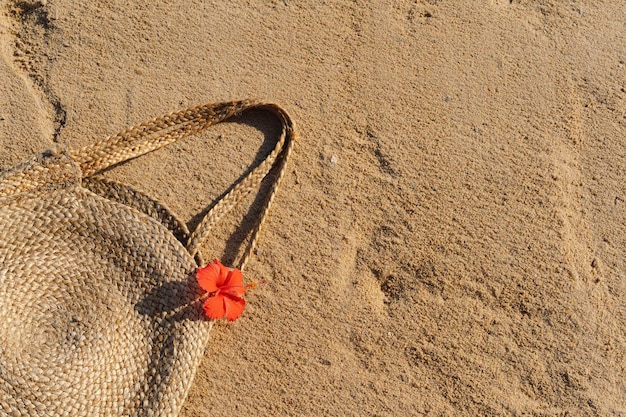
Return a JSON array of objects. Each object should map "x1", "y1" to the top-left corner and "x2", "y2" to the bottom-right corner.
[{"x1": 0, "y1": 100, "x2": 295, "y2": 416}]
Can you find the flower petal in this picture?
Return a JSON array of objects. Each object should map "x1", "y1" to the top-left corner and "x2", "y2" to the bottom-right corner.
[
  {"x1": 203, "y1": 294, "x2": 226, "y2": 320},
  {"x1": 223, "y1": 268, "x2": 246, "y2": 296},
  {"x1": 214, "y1": 258, "x2": 230, "y2": 287},
  {"x1": 223, "y1": 293, "x2": 246, "y2": 322},
  {"x1": 196, "y1": 263, "x2": 220, "y2": 293}
]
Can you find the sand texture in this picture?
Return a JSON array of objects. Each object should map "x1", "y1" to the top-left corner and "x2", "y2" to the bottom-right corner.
[{"x1": 1, "y1": 1, "x2": 625, "y2": 416}]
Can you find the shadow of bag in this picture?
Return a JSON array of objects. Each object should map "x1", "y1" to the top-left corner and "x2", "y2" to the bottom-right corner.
[{"x1": 0, "y1": 100, "x2": 295, "y2": 416}]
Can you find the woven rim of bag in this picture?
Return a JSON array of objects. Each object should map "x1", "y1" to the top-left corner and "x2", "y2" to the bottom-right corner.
[{"x1": 0, "y1": 100, "x2": 295, "y2": 416}]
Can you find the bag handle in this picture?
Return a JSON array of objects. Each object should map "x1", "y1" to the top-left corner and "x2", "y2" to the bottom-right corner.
[{"x1": 70, "y1": 100, "x2": 296, "y2": 271}]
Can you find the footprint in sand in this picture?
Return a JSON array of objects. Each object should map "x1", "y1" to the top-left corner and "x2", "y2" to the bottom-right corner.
[
  {"x1": 0, "y1": 0, "x2": 65, "y2": 165},
  {"x1": 550, "y1": 79, "x2": 599, "y2": 283}
]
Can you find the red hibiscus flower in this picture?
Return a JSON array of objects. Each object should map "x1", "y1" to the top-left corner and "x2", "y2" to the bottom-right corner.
[{"x1": 196, "y1": 259, "x2": 246, "y2": 321}]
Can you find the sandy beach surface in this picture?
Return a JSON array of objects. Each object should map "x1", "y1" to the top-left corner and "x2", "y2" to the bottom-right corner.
[{"x1": 1, "y1": 1, "x2": 625, "y2": 415}]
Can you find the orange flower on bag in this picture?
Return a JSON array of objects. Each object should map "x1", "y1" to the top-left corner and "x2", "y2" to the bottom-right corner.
[{"x1": 196, "y1": 259, "x2": 246, "y2": 321}]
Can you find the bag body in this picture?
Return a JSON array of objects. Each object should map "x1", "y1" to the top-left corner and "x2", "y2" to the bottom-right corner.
[{"x1": 0, "y1": 101, "x2": 295, "y2": 416}]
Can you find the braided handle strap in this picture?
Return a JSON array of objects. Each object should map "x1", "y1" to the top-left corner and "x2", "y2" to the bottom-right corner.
[{"x1": 71, "y1": 100, "x2": 296, "y2": 270}]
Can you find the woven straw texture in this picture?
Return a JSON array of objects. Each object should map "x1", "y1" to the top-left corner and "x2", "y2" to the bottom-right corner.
[{"x1": 0, "y1": 100, "x2": 295, "y2": 416}]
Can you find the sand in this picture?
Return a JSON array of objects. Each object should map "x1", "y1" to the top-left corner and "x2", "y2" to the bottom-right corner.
[{"x1": 1, "y1": 0, "x2": 625, "y2": 415}]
